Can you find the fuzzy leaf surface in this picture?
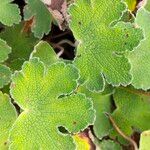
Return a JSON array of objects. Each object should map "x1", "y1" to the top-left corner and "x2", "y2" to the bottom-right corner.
[
  {"x1": 9, "y1": 58, "x2": 95, "y2": 149},
  {"x1": 0, "y1": 92, "x2": 17, "y2": 149},
  {"x1": 69, "y1": 0, "x2": 142, "y2": 92},
  {"x1": 0, "y1": 0, "x2": 21, "y2": 26},
  {"x1": 24, "y1": 0, "x2": 52, "y2": 38},
  {"x1": 129, "y1": 8, "x2": 150, "y2": 90}
]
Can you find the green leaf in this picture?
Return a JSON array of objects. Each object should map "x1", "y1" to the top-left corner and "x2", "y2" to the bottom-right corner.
[
  {"x1": 69, "y1": 0, "x2": 143, "y2": 92},
  {"x1": 129, "y1": 8, "x2": 150, "y2": 90},
  {"x1": 0, "y1": 23, "x2": 38, "y2": 71},
  {"x1": 30, "y1": 41, "x2": 58, "y2": 66},
  {"x1": 0, "y1": 0, "x2": 21, "y2": 26},
  {"x1": 0, "y1": 65, "x2": 11, "y2": 89},
  {"x1": 0, "y1": 91, "x2": 17, "y2": 149},
  {"x1": 24, "y1": 0, "x2": 52, "y2": 38},
  {"x1": 0, "y1": 39, "x2": 11, "y2": 63},
  {"x1": 9, "y1": 58, "x2": 95, "y2": 149},
  {"x1": 139, "y1": 130, "x2": 150, "y2": 150},
  {"x1": 111, "y1": 87, "x2": 150, "y2": 139},
  {"x1": 79, "y1": 85, "x2": 113, "y2": 139},
  {"x1": 100, "y1": 140, "x2": 122, "y2": 150}
]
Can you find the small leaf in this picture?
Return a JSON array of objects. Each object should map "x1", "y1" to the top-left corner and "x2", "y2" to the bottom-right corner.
[
  {"x1": 9, "y1": 58, "x2": 95, "y2": 149},
  {"x1": 129, "y1": 8, "x2": 150, "y2": 90},
  {"x1": 0, "y1": 23, "x2": 38, "y2": 71},
  {"x1": 111, "y1": 87, "x2": 150, "y2": 140},
  {"x1": 0, "y1": 0, "x2": 21, "y2": 26},
  {"x1": 24, "y1": 0, "x2": 52, "y2": 38},
  {"x1": 0, "y1": 65, "x2": 11, "y2": 89},
  {"x1": 69, "y1": 0, "x2": 143, "y2": 92},
  {"x1": 0, "y1": 92, "x2": 17, "y2": 149},
  {"x1": 0, "y1": 39, "x2": 11, "y2": 63},
  {"x1": 139, "y1": 130, "x2": 150, "y2": 150},
  {"x1": 30, "y1": 41, "x2": 58, "y2": 66}
]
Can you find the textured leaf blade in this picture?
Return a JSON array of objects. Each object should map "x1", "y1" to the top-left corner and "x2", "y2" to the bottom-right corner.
[
  {"x1": 0, "y1": 0, "x2": 21, "y2": 26},
  {"x1": 69, "y1": 0, "x2": 143, "y2": 92},
  {"x1": 9, "y1": 58, "x2": 95, "y2": 149},
  {"x1": 0, "y1": 92, "x2": 17, "y2": 149}
]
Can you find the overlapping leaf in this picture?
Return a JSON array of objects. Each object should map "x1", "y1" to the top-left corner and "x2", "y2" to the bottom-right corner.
[
  {"x1": 0, "y1": 92, "x2": 17, "y2": 149},
  {"x1": 111, "y1": 87, "x2": 150, "y2": 140},
  {"x1": 69, "y1": 0, "x2": 143, "y2": 92},
  {"x1": 0, "y1": 0, "x2": 21, "y2": 26},
  {"x1": 9, "y1": 58, "x2": 95, "y2": 149},
  {"x1": 30, "y1": 41, "x2": 58, "y2": 66},
  {"x1": 129, "y1": 7, "x2": 150, "y2": 90},
  {"x1": 24, "y1": 0, "x2": 52, "y2": 38},
  {"x1": 0, "y1": 23, "x2": 38, "y2": 71}
]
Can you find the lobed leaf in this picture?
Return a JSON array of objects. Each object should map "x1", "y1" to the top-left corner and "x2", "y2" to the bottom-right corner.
[
  {"x1": 0, "y1": 23, "x2": 38, "y2": 71},
  {"x1": 24, "y1": 0, "x2": 52, "y2": 38},
  {"x1": 9, "y1": 58, "x2": 95, "y2": 149},
  {"x1": 0, "y1": 0, "x2": 21, "y2": 26},
  {"x1": 69, "y1": 0, "x2": 143, "y2": 92}
]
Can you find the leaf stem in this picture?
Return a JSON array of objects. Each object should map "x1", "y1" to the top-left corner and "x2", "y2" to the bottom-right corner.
[{"x1": 105, "y1": 113, "x2": 138, "y2": 150}]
